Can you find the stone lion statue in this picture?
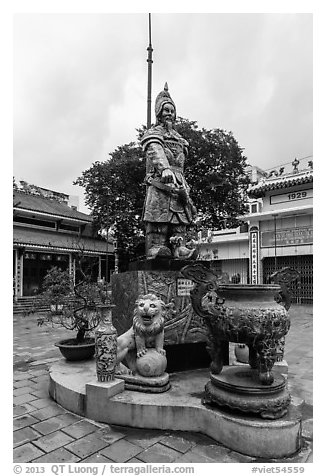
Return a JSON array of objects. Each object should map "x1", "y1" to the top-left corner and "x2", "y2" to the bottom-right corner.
[{"x1": 116, "y1": 293, "x2": 167, "y2": 377}]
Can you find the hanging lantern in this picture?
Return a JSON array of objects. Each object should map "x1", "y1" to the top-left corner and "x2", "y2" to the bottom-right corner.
[{"x1": 95, "y1": 304, "x2": 117, "y2": 382}]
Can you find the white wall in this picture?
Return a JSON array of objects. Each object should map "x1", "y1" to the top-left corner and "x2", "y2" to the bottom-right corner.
[{"x1": 199, "y1": 239, "x2": 249, "y2": 261}]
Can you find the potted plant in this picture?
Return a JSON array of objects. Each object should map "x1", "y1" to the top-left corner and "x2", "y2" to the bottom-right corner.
[
  {"x1": 37, "y1": 277, "x2": 112, "y2": 361},
  {"x1": 57, "y1": 281, "x2": 109, "y2": 360},
  {"x1": 36, "y1": 253, "x2": 112, "y2": 361}
]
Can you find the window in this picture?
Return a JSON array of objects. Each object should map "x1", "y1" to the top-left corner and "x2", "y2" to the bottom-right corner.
[
  {"x1": 59, "y1": 223, "x2": 80, "y2": 233},
  {"x1": 14, "y1": 215, "x2": 55, "y2": 229}
]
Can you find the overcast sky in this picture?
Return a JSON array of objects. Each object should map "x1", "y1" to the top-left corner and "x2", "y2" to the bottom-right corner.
[{"x1": 13, "y1": 13, "x2": 312, "y2": 212}]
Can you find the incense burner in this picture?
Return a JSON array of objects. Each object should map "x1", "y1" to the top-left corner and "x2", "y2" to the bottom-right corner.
[{"x1": 181, "y1": 264, "x2": 294, "y2": 386}]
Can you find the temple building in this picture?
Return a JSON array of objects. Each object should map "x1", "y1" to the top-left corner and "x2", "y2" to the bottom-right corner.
[
  {"x1": 197, "y1": 159, "x2": 313, "y2": 304},
  {"x1": 13, "y1": 182, "x2": 115, "y2": 302}
]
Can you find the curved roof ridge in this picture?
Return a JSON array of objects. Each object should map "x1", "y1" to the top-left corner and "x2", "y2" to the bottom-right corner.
[{"x1": 248, "y1": 169, "x2": 313, "y2": 198}]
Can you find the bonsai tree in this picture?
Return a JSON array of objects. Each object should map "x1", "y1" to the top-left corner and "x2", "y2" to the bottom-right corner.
[
  {"x1": 36, "y1": 253, "x2": 111, "y2": 345},
  {"x1": 59, "y1": 278, "x2": 109, "y2": 343}
]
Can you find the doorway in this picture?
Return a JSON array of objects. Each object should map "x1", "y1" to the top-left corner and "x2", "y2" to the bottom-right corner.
[{"x1": 23, "y1": 252, "x2": 69, "y2": 296}]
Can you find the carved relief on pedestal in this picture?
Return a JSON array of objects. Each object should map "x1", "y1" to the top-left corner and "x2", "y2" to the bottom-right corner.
[{"x1": 137, "y1": 271, "x2": 208, "y2": 345}]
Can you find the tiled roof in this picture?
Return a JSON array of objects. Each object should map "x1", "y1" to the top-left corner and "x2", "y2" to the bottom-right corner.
[
  {"x1": 13, "y1": 191, "x2": 92, "y2": 222},
  {"x1": 13, "y1": 227, "x2": 112, "y2": 254},
  {"x1": 248, "y1": 170, "x2": 313, "y2": 198}
]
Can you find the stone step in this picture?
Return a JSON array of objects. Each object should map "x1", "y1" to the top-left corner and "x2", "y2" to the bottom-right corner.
[
  {"x1": 13, "y1": 306, "x2": 49, "y2": 315},
  {"x1": 13, "y1": 296, "x2": 90, "y2": 314},
  {"x1": 14, "y1": 297, "x2": 48, "y2": 314}
]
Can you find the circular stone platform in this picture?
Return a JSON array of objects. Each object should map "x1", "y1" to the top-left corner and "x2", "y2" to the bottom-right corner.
[
  {"x1": 205, "y1": 367, "x2": 291, "y2": 419},
  {"x1": 49, "y1": 359, "x2": 303, "y2": 459},
  {"x1": 211, "y1": 367, "x2": 286, "y2": 394}
]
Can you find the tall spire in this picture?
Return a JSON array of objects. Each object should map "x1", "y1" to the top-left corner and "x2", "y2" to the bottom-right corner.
[{"x1": 146, "y1": 13, "x2": 153, "y2": 129}]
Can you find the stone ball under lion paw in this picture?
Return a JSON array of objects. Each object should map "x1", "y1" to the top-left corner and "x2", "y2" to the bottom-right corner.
[{"x1": 136, "y1": 348, "x2": 167, "y2": 377}]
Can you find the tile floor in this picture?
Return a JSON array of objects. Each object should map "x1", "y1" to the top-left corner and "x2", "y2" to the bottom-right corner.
[{"x1": 13, "y1": 305, "x2": 313, "y2": 463}]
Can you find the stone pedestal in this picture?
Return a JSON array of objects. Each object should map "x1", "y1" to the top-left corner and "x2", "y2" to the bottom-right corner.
[
  {"x1": 116, "y1": 372, "x2": 171, "y2": 393},
  {"x1": 204, "y1": 366, "x2": 291, "y2": 419},
  {"x1": 49, "y1": 359, "x2": 303, "y2": 459},
  {"x1": 111, "y1": 259, "x2": 227, "y2": 371},
  {"x1": 86, "y1": 378, "x2": 125, "y2": 421}
]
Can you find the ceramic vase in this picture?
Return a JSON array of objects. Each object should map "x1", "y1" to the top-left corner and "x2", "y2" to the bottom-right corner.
[{"x1": 95, "y1": 304, "x2": 117, "y2": 382}]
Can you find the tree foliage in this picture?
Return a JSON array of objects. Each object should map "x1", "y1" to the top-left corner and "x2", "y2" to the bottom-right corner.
[
  {"x1": 36, "y1": 254, "x2": 111, "y2": 342},
  {"x1": 74, "y1": 143, "x2": 145, "y2": 263},
  {"x1": 175, "y1": 118, "x2": 250, "y2": 229},
  {"x1": 74, "y1": 117, "x2": 250, "y2": 263},
  {"x1": 41, "y1": 266, "x2": 73, "y2": 305}
]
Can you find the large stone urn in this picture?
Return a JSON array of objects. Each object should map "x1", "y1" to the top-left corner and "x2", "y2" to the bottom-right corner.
[{"x1": 181, "y1": 264, "x2": 299, "y2": 419}]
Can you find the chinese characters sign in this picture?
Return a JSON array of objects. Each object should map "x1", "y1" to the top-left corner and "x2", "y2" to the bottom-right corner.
[
  {"x1": 250, "y1": 229, "x2": 259, "y2": 284},
  {"x1": 176, "y1": 278, "x2": 194, "y2": 296},
  {"x1": 261, "y1": 226, "x2": 313, "y2": 248}
]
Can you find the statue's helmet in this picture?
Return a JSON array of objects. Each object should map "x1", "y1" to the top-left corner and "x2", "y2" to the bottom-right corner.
[{"x1": 155, "y1": 83, "x2": 176, "y2": 120}]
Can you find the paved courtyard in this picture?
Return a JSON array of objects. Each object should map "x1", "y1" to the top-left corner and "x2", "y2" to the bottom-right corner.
[{"x1": 13, "y1": 305, "x2": 313, "y2": 464}]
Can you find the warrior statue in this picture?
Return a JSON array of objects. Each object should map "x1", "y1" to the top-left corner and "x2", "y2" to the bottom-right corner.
[{"x1": 141, "y1": 83, "x2": 197, "y2": 259}]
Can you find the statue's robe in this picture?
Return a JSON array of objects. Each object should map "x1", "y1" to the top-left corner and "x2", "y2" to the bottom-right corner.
[{"x1": 140, "y1": 125, "x2": 195, "y2": 225}]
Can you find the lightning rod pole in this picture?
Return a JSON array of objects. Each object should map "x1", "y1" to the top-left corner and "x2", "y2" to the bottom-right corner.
[{"x1": 146, "y1": 13, "x2": 153, "y2": 129}]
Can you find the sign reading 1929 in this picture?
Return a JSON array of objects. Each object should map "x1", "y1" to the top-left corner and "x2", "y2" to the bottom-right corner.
[{"x1": 270, "y1": 188, "x2": 312, "y2": 205}]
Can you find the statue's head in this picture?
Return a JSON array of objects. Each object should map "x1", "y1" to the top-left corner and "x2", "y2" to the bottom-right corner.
[{"x1": 155, "y1": 83, "x2": 176, "y2": 127}]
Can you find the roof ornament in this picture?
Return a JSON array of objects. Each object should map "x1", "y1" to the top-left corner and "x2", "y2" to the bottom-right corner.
[
  {"x1": 292, "y1": 157, "x2": 300, "y2": 174},
  {"x1": 308, "y1": 160, "x2": 313, "y2": 170}
]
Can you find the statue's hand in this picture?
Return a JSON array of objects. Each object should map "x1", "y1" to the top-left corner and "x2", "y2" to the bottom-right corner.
[
  {"x1": 161, "y1": 168, "x2": 176, "y2": 185},
  {"x1": 137, "y1": 347, "x2": 147, "y2": 358},
  {"x1": 156, "y1": 347, "x2": 166, "y2": 356}
]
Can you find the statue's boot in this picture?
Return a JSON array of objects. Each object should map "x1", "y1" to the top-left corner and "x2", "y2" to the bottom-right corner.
[{"x1": 147, "y1": 232, "x2": 172, "y2": 259}]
